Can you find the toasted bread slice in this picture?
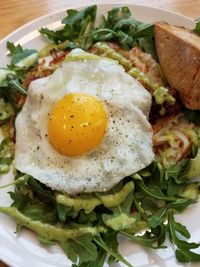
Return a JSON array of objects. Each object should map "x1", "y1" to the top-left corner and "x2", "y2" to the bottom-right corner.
[{"x1": 154, "y1": 22, "x2": 200, "y2": 110}]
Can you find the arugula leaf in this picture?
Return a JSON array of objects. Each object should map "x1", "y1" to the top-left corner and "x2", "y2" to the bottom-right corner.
[
  {"x1": 94, "y1": 6, "x2": 155, "y2": 51},
  {"x1": 176, "y1": 249, "x2": 200, "y2": 263},
  {"x1": 148, "y1": 198, "x2": 195, "y2": 228},
  {"x1": 165, "y1": 159, "x2": 190, "y2": 183},
  {"x1": 72, "y1": 248, "x2": 106, "y2": 267},
  {"x1": 77, "y1": 210, "x2": 98, "y2": 225},
  {"x1": 39, "y1": 5, "x2": 157, "y2": 57},
  {"x1": 0, "y1": 69, "x2": 27, "y2": 99},
  {"x1": 66, "y1": 234, "x2": 98, "y2": 265},
  {"x1": 22, "y1": 202, "x2": 57, "y2": 223},
  {"x1": 103, "y1": 231, "x2": 119, "y2": 265},
  {"x1": 60, "y1": 241, "x2": 78, "y2": 263},
  {"x1": 94, "y1": 235, "x2": 133, "y2": 267},
  {"x1": 121, "y1": 224, "x2": 167, "y2": 249},
  {"x1": 62, "y1": 241, "x2": 107, "y2": 267},
  {"x1": 40, "y1": 5, "x2": 97, "y2": 49},
  {"x1": 100, "y1": 6, "x2": 132, "y2": 29},
  {"x1": 7, "y1": 42, "x2": 38, "y2": 69},
  {"x1": 173, "y1": 220, "x2": 190, "y2": 239},
  {"x1": 194, "y1": 18, "x2": 200, "y2": 34},
  {"x1": 95, "y1": 6, "x2": 155, "y2": 57},
  {"x1": 6, "y1": 77, "x2": 27, "y2": 95},
  {"x1": 57, "y1": 203, "x2": 71, "y2": 222},
  {"x1": 168, "y1": 211, "x2": 200, "y2": 262},
  {"x1": 85, "y1": 248, "x2": 107, "y2": 267},
  {"x1": 27, "y1": 177, "x2": 55, "y2": 203},
  {"x1": 8, "y1": 175, "x2": 32, "y2": 209},
  {"x1": 134, "y1": 178, "x2": 176, "y2": 202},
  {"x1": 9, "y1": 190, "x2": 29, "y2": 210},
  {"x1": 62, "y1": 5, "x2": 96, "y2": 28}
]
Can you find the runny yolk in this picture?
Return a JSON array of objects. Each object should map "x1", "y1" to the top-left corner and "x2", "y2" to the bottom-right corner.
[{"x1": 48, "y1": 93, "x2": 107, "y2": 156}]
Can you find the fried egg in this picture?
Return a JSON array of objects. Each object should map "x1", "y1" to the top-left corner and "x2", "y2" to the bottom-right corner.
[{"x1": 15, "y1": 49, "x2": 154, "y2": 194}]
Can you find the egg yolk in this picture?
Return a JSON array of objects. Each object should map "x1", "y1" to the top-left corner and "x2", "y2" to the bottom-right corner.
[{"x1": 48, "y1": 93, "x2": 107, "y2": 156}]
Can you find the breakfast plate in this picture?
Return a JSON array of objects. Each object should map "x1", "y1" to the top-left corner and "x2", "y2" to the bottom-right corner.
[{"x1": 0, "y1": 2, "x2": 199, "y2": 267}]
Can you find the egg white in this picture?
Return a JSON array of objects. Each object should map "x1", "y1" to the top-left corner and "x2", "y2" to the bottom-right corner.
[{"x1": 15, "y1": 49, "x2": 154, "y2": 194}]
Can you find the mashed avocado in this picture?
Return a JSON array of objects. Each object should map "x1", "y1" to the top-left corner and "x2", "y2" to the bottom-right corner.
[
  {"x1": 56, "y1": 181, "x2": 134, "y2": 213},
  {"x1": 0, "y1": 206, "x2": 106, "y2": 241}
]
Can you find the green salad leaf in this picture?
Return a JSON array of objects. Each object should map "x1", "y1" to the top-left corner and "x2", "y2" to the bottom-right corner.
[
  {"x1": 0, "y1": 42, "x2": 40, "y2": 103},
  {"x1": 165, "y1": 159, "x2": 191, "y2": 183},
  {"x1": 71, "y1": 248, "x2": 106, "y2": 267},
  {"x1": 57, "y1": 204, "x2": 71, "y2": 222},
  {"x1": 39, "y1": 5, "x2": 156, "y2": 57},
  {"x1": 168, "y1": 211, "x2": 200, "y2": 262},
  {"x1": 7, "y1": 41, "x2": 38, "y2": 69},
  {"x1": 94, "y1": 234, "x2": 133, "y2": 267},
  {"x1": 194, "y1": 18, "x2": 200, "y2": 34},
  {"x1": 22, "y1": 202, "x2": 57, "y2": 223},
  {"x1": 4, "y1": 76, "x2": 27, "y2": 96},
  {"x1": 61, "y1": 234, "x2": 99, "y2": 265},
  {"x1": 39, "y1": 5, "x2": 97, "y2": 48}
]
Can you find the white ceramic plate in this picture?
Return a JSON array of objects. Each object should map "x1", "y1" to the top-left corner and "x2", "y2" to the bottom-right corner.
[{"x1": 0, "y1": 2, "x2": 199, "y2": 267}]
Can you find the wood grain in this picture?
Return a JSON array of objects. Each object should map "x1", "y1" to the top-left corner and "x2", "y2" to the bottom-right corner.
[{"x1": 0, "y1": 0, "x2": 199, "y2": 266}]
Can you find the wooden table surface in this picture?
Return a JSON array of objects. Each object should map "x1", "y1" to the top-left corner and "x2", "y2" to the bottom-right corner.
[{"x1": 0, "y1": 0, "x2": 199, "y2": 266}]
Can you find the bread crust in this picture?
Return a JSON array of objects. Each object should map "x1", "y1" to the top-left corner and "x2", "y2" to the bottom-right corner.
[{"x1": 154, "y1": 22, "x2": 200, "y2": 110}]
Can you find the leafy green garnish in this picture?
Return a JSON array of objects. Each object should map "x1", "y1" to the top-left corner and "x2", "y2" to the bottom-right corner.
[
  {"x1": 121, "y1": 223, "x2": 167, "y2": 249},
  {"x1": 168, "y1": 211, "x2": 200, "y2": 262},
  {"x1": 22, "y1": 202, "x2": 57, "y2": 223},
  {"x1": 39, "y1": 5, "x2": 156, "y2": 57},
  {"x1": 194, "y1": 18, "x2": 200, "y2": 34},
  {"x1": 39, "y1": 5, "x2": 97, "y2": 48},
  {"x1": 0, "y1": 42, "x2": 39, "y2": 105},
  {"x1": 7, "y1": 42, "x2": 38, "y2": 69},
  {"x1": 57, "y1": 204, "x2": 71, "y2": 222},
  {"x1": 1, "y1": 75, "x2": 27, "y2": 96},
  {"x1": 94, "y1": 234, "x2": 133, "y2": 267},
  {"x1": 165, "y1": 159, "x2": 191, "y2": 183},
  {"x1": 71, "y1": 247, "x2": 106, "y2": 267},
  {"x1": 62, "y1": 234, "x2": 98, "y2": 265}
]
